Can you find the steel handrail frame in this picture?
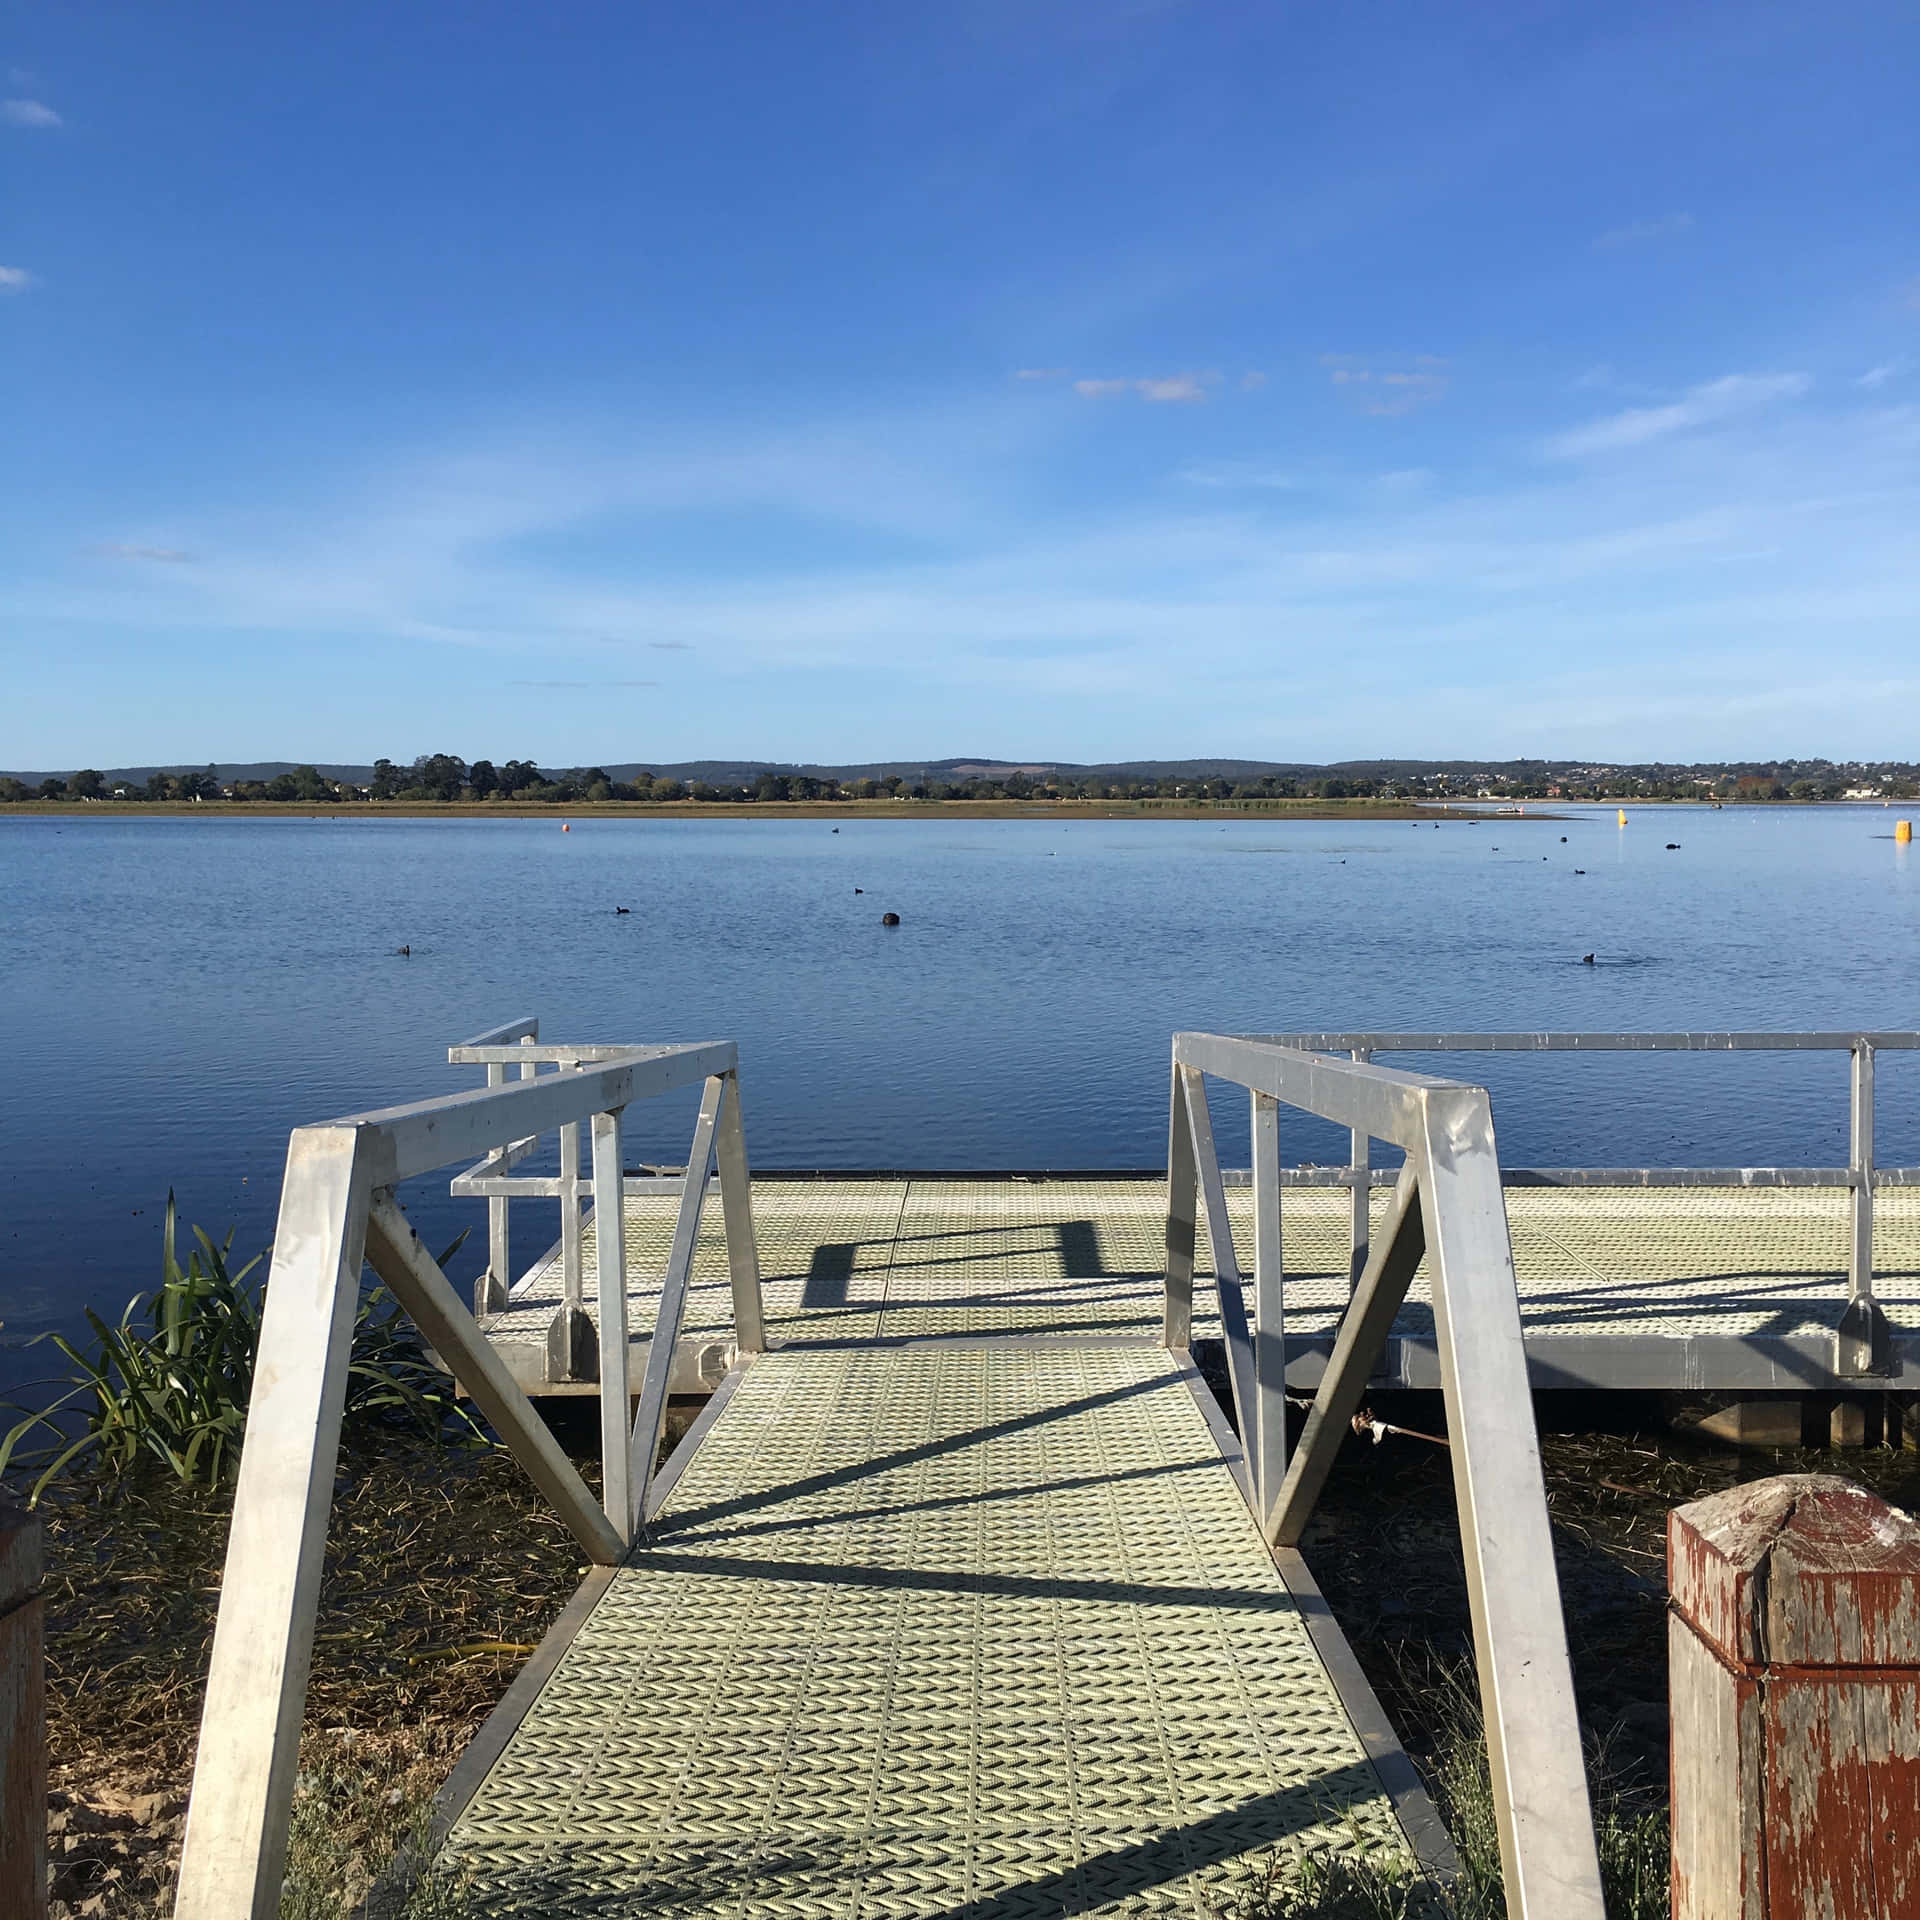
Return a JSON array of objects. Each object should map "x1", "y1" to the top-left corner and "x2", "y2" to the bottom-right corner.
[
  {"x1": 1166, "y1": 1033, "x2": 1605, "y2": 1919},
  {"x1": 173, "y1": 1040, "x2": 765, "y2": 1920},
  {"x1": 1240, "y1": 1028, "x2": 1911, "y2": 1377}
]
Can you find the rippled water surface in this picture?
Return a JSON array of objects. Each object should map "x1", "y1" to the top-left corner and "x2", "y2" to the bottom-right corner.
[{"x1": 4, "y1": 806, "x2": 1917, "y2": 1373}]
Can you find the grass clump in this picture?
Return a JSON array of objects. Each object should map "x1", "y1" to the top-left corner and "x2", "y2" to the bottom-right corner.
[
  {"x1": 3, "y1": 1193, "x2": 477, "y2": 1500},
  {"x1": 1215, "y1": 1827, "x2": 1448, "y2": 1919},
  {"x1": 1218, "y1": 1663, "x2": 1670, "y2": 1920}
]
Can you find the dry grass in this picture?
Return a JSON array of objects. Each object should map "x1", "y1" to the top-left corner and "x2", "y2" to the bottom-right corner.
[{"x1": 40, "y1": 1435, "x2": 589, "y2": 1918}]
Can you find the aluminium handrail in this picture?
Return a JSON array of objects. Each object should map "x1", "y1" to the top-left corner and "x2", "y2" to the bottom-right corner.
[
  {"x1": 1165, "y1": 1033, "x2": 1605, "y2": 1919},
  {"x1": 1238, "y1": 1029, "x2": 1913, "y2": 1378},
  {"x1": 173, "y1": 1040, "x2": 765, "y2": 1920}
]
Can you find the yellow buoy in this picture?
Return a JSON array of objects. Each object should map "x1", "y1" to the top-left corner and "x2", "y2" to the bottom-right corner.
[
  {"x1": 1617, "y1": 809, "x2": 1628, "y2": 827},
  {"x1": 1898, "y1": 820, "x2": 1913, "y2": 844}
]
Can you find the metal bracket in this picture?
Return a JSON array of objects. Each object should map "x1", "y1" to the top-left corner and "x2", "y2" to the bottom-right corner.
[
  {"x1": 473, "y1": 1268, "x2": 510, "y2": 1322},
  {"x1": 1836, "y1": 1295, "x2": 1895, "y2": 1378},
  {"x1": 545, "y1": 1303, "x2": 598, "y2": 1382}
]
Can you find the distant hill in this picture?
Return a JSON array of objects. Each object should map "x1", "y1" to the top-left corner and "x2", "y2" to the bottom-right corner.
[{"x1": 6, "y1": 753, "x2": 1914, "y2": 788}]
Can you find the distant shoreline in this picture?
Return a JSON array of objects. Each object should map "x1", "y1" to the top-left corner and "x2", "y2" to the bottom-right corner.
[{"x1": 0, "y1": 797, "x2": 1593, "y2": 823}]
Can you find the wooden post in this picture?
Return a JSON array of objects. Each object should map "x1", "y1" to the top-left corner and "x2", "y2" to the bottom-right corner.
[
  {"x1": 1669, "y1": 1473, "x2": 1920, "y2": 1919},
  {"x1": 0, "y1": 1493, "x2": 46, "y2": 1920}
]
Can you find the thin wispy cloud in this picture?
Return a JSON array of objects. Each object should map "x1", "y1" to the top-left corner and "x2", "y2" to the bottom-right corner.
[
  {"x1": 1239, "y1": 371, "x2": 1267, "y2": 391},
  {"x1": 0, "y1": 266, "x2": 36, "y2": 294},
  {"x1": 647, "y1": 640, "x2": 694, "y2": 650},
  {"x1": 1322, "y1": 355, "x2": 1449, "y2": 416},
  {"x1": 1548, "y1": 372, "x2": 1809, "y2": 458},
  {"x1": 1857, "y1": 362, "x2": 1903, "y2": 389},
  {"x1": 1, "y1": 98, "x2": 60, "y2": 128},
  {"x1": 510, "y1": 678, "x2": 659, "y2": 689},
  {"x1": 1013, "y1": 367, "x2": 1065, "y2": 380},
  {"x1": 1074, "y1": 371, "x2": 1216, "y2": 403},
  {"x1": 1177, "y1": 462, "x2": 1298, "y2": 489},
  {"x1": 1593, "y1": 212, "x2": 1693, "y2": 250},
  {"x1": 89, "y1": 542, "x2": 195, "y2": 563}
]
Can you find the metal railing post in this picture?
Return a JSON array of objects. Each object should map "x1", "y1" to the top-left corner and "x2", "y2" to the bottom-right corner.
[
  {"x1": 714, "y1": 1071, "x2": 766, "y2": 1352},
  {"x1": 548, "y1": 1062, "x2": 596, "y2": 1383},
  {"x1": 1163, "y1": 1059, "x2": 1197, "y2": 1347},
  {"x1": 1250, "y1": 1089, "x2": 1286, "y2": 1531},
  {"x1": 1840, "y1": 1037, "x2": 1893, "y2": 1375},
  {"x1": 173, "y1": 1126, "x2": 378, "y2": 1920},
  {"x1": 590, "y1": 1104, "x2": 633, "y2": 1539},
  {"x1": 1415, "y1": 1089, "x2": 1603, "y2": 1917},
  {"x1": 559, "y1": 1113, "x2": 584, "y2": 1307},
  {"x1": 478, "y1": 1059, "x2": 511, "y2": 1319},
  {"x1": 1348, "y1": 1046, "x2": 1371, "y2": 1295},
  {"x1": 1181, "y1": 1067, "x2": 1257, "y2": 1473}
]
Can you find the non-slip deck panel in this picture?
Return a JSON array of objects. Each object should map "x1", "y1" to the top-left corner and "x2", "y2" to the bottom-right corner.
[
  {"x1": 482, "y1": 1179, "x2": 1920, "y2": 1387},
  {"x1": 445, "y1": 1344, "x2": 1404, "y2": 1918}
]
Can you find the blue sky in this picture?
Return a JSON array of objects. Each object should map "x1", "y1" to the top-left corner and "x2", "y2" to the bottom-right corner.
[{"x1": 2, "y1": 1, "x2": 1917, "y2": 768}]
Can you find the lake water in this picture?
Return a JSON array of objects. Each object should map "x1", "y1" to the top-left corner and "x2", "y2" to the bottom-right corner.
[{"x1": 3, "y1": 806, "x2": 1917, "y2": 1386}]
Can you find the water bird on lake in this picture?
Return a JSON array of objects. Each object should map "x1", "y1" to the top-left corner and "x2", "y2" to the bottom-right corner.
[
  {"x1": 614, "y1": 906, "x2": 630, "y2": 914},
  {"x1": 854, "y1": 887, "x2": 863, "y2": 893},
  {"x1": 1574, "y1": 869, "x2": 1586, "y2": 874},
  {"x1": 1582, "y1": 953, "x2": 1595, "y2": 964},
  {"x1": 397, "y1": 945, "x2": 410, "y2": 957},
  {"x1": 881, "y1": 911, "x2": 900, "y2": 926},
  {"x1": 1666, "y1": 843, "x2": 1681, "y2": 850}
]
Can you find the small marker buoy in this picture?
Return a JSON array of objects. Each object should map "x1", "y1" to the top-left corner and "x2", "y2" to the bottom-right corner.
[
  {"x1": 562, "y1": 822, "x2": 570, "y2": 832},
  {"x1": 881, "y1": 911, "x2": 900, "y2": 926},
  {"x1": 1898, "y1": 820, "x2": 1913, "y2": 844},
  {"x1": 1617, "y1": 809, "x2": 1628, "y2": 827}
]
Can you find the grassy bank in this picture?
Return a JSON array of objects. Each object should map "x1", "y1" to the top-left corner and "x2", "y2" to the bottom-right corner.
[{"x1": 40, "y1": 1438, "x2": 587, "y2": 1917}]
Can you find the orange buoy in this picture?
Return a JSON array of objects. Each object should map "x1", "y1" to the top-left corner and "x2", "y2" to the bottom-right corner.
[
  {"x1": 562, "y1": 822, "x2": 571, "y2": 832},
  {"x1": 1617, "y1": 809, "x2": 1628, "y2": 827}
]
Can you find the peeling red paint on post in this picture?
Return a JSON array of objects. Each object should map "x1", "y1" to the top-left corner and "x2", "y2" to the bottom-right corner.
[{"x1": 1670, "y1": 1474, "x2": 1920, "y2": 1919}]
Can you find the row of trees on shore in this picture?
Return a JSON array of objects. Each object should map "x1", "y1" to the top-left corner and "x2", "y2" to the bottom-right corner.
[{"x1": 6, "y1": 754, "x2": 1919, "y2": 806}]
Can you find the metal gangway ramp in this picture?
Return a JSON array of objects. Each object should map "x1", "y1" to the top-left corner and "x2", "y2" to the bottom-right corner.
[{"x1": 172, "y1": 1031, "x2": 1608, "y2": 1919}]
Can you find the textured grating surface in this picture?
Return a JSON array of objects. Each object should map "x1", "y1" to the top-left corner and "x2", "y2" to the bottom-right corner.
[
  {"x1": 445, "y1": 1344, "x2": 1402, "y2": 1918},
  {"x1": 483, "y1": 1177, "x2": 1920, "y2": 1371}
]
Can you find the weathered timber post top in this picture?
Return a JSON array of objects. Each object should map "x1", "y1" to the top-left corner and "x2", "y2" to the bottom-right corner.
[
  {"x1": 1670, "y1": 1475, "x2": 1920, "y2": 1918},
  {"x1": 169, "y1": 1023, "x2": 1920, "y2": 1920}
]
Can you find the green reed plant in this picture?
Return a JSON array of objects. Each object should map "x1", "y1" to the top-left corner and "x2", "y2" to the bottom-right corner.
[{"x1": 1, "y1": 1193, "x2": 480, "y2": 1501}]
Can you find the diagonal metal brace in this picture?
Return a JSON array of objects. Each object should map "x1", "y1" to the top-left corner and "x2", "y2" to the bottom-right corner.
[{"x1": 1268, "y1": 1165, "x2": 1425, "y2": 1549}]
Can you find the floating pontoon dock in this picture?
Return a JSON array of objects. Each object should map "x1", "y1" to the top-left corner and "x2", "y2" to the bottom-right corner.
[
  {"x1": 484, "y1": 1172, "x2": 1920, "y2": 1400},
  {"x1": 174, "y1": 1027, "x2": 1920, "y2": 1920}
]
